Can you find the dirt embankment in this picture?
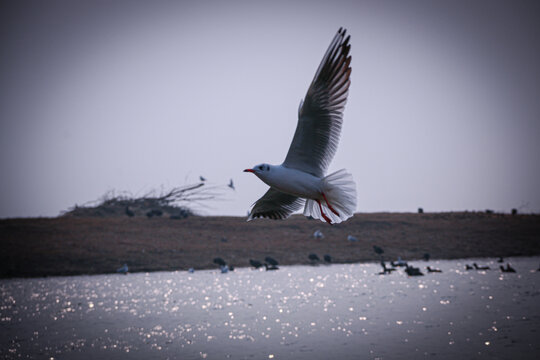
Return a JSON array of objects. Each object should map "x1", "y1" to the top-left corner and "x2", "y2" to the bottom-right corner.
[{"x1": 1, "y1": 212, "x2": 539, "y2": 278}]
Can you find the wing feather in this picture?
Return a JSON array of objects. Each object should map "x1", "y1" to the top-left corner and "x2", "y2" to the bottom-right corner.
[
  {"x1": 283, "y1": 28, "x2": 352, "y2": 177},
  {"x1": 248, "y1": 188, "x2": 305, "y2": 221}
]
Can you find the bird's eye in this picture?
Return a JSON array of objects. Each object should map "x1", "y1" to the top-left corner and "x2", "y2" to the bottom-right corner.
[{"x1": 259, "y1": 166, "x2": 264, "y2": 170}]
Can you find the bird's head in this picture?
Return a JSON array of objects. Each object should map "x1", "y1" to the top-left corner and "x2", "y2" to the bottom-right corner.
[{"x1": 244, "y1": 163, "x2": 271, "y2": 178}]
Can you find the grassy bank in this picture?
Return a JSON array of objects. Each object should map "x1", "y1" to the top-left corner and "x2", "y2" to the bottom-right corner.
[{"x1": 1, "y1": 212, "x2": 539, "y2": 278}]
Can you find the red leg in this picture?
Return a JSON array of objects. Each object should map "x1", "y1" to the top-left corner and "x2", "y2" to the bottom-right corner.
[
  {"x1": 322, "y1": 193, "x2": 339, "y2": 216},
  {"x1": 317, "y1": 200, "x2": 333, "y2": 225}
]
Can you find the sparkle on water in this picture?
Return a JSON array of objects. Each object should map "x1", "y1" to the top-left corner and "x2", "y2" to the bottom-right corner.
[{"x1": 1, "y1": 257, "x2": 539, "y2": 359}]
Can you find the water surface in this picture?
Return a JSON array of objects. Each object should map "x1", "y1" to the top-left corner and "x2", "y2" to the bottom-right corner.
[{"x1": 1, "y1": 257, "x2": 539, "y2": 359}]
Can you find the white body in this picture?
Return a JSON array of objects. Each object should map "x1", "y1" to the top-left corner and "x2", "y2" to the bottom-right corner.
[
  {"x1": 250, "y1": 164, "x2": 356, "y2": 224},
  {"x1": 256, "y1": 165, "x2": 323, "y2": 199}
]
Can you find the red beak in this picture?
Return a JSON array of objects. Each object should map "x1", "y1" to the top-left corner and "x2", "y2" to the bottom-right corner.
[{"x1": 244, "y1": 169, "x2": 254, "y2": 173}]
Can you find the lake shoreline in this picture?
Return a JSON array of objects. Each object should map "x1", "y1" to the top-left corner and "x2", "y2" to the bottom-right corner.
[{"x1": 1, "y1": 212, "x2": 539, "y2": 278}]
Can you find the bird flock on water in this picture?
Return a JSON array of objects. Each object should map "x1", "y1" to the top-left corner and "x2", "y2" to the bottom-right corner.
[{"x1": 115, "y1": 229, "x2": 532, "y2": 276}]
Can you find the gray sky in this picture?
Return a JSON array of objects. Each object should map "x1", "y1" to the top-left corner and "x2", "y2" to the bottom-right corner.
[{"x1": 1, "y1": 0, "x2": 540, "y2": 218}]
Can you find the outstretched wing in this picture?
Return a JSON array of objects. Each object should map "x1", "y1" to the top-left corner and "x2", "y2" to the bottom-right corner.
[
  {"x1": 283, "y1": 28, "x2": 352, "y2": 177},
  {"x1": 248, "y1": 188, "x2": 305, "y2": 220}
]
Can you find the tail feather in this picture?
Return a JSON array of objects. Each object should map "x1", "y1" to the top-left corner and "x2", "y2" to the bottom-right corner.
[{"x1": 304, "y1": 169, "x2": 356, "y2": 224}]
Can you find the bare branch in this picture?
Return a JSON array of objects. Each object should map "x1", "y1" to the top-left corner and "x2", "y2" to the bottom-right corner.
[{"x1": 61, "y1": 181, "x2": 228, "y2": 218}]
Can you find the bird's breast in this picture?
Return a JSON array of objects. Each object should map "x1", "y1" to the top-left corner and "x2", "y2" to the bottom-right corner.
[{"x1": 264, "y1": 167, "x2": 322, "y2": 199}]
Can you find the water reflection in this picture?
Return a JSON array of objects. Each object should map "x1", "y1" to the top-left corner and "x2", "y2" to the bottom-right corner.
[{"x1": 1, "y1": 257, "x2": 539, "y2": 359}]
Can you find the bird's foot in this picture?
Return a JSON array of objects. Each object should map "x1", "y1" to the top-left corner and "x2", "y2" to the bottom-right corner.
[
  {"x1": 322, "y1": 193, "x2": 340, "y2": 216},
  {"x1": 322, "y1": 213, "x2": 333, "y2": 225},
  {"x1": 317, "y1": 200, "x2": 333, "y2": 225}
]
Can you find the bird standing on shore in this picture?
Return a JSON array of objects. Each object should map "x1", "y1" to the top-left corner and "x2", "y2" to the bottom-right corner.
[
  {"x1": 249, "y1": 259, "x2": 263, "y2": 269},
  {"x1": 265, "y1": 256, "x2": 279, "y2": 267},
  {"x1": 347, "y1": 235, "x2": 358, "y2": 242},
  {"x1": 308, "y1": 253, "x2": 320, "y2": 262},
  {"x1": 373, "y1": 245, "x2": 384, "y2": 256},
  {"x1": 264, "y1": 256, "x2": 280, "y2": 270},
  {"x1": 244, "y1": 28, "x2": 356, "y2": 225},
  {"x1": 213, "y1": 257, "x2": 227, "y2": 267},
  {"x1": 116, "y1": 264, "x2": 129, "y2": 274}
]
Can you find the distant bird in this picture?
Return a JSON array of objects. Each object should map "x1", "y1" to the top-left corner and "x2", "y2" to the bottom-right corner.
[
  {"x1": 313, "y1": 230, "x2": 324, "y2": 239},
  {"x1": 213, "y1": 257, "x2": 227, "y2": 267},
  {"x1": 265, "y1": 256, "x2": 279, "y2": 267},
  {"x1": 188, "y1": 268, "x2": 195, "y2": 273},
  {"x1": 249, "y1": 259, "x2": 263, "y2": 269},
  {"x1": 243, "y1": 28, "x2": 356, "y2": 225},
  {"x1": 473, "y1": 263, "x2": 490, "y2": 270},
  {"x1": 199, "y1": 176, "x2": 206, "y2": 182},
  {"x1": 465, "y1": 264, "x2": 474, "y2": 270},
  {"x1": 423, "y1": 253, "x2": 430, "y2": 261},
  {"x1": 379, "y1": 260, "x2": 396, "y2": 275},
  {"x1": 391, "y1": 257, "x2": 408, "y2": 267},
  {"x1": 264, "y1": 263, "x2": 279, "y2": 271},
  {"x1": 308, "y1": 253, "x2": 320, "y2": 262},
  {"x1": 220, "y1": 265, "x2": 229, "y2": 274},
  {"x1": 116, "y1": 264, "x2": 129, "y2": 274},
  {"x1": 323, "y1": 254, "x2": 332, "y2": 263},
  {"x1": 405, "y1": 264, "x2": 424, "y2": 276},
  {"x1": 347, "y1": 235, "x2": 359, "y2": 242},
  {"x1": 373, "y1": 245, "x2": 384, "y2": 256},
  {"x1": 228, "y1": 179, "x2": 235, "y2": 190},
  {"x1": 125, "y1": 206, "x2": 135, "y2": 217},
  {"x1": 418, "y1": 207, "x2": 424, "y2": 214},
  {"x1": 146, "y1": 209, "x2": 163, "y2": 218},
  {"x1": 497, "y1": 257, "x2": 504, "y2": 263},
  {"x1": 500, "y1": 264, "x2": 516, "y2": 273},
  {"x1": 426, "y1": 266, "x2": 442, "y2": 273}
]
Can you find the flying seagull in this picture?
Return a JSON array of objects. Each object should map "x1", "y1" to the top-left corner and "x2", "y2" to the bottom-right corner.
[
  {"x1": 228, "y1": 179, "x2": 235, "y2": 190},
  {"x1": 244, "y1": 28, "x2": 356, "y2": 224}
]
